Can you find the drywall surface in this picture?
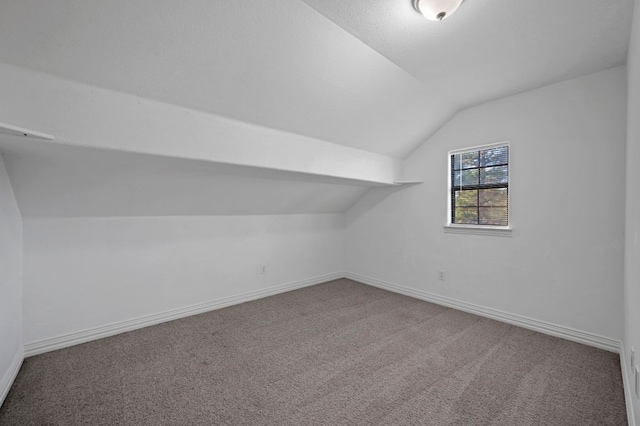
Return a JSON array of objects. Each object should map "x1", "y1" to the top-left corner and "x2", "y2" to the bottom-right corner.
[
  {"x1": 0, "y1": 155, "x2": 22, "y2": 403},
  {"x1": 625, "y1": 0, "x2": 640, "y2": 421},
  {"x1": 0, "y1": 62, "x2": 401, "y2": 184},
  {"x1": 346, "y1": 66, "x2": 626, "y2": 340},
  {"x1": 1, "y1": 141, "x2": 371, "y2": 218},
  {"x1": 0, "y1": 0, "x2": 456, "y2": 158},
  {"x1": 23, "y1": 214, "x2": 344, "y2": 345},
  {"x1": 0, "y1": 1, "x2": 632, "y2": 158}
]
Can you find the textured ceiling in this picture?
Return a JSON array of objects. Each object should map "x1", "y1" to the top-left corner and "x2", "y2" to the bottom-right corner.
[
  {"x1": 302, "y1": 0, "x2": 633, "y2": 108},
  {"x1": 0, "y1": 0, "x2": 634, "y2": 158}
]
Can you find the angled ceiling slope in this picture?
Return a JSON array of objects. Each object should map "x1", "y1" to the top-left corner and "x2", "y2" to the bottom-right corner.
[
  {"x1": 0, "y1": 0, "x2": 448, "y2": 158},
  {"x1": 0, "y1": 63, "x2": 402, "y2": 187},
  {"x1": 0, "y1": 0, "x2": 632, "y2": 160},
  {"x1": 0, "y1": 62, "x2": 407, "y2": 218},
  {"x1": 0, "y1": 134, "x2": 376, "y2": 218},
  {"x1": 302, "y1": 0, "x2": 633, "y2": 113}
]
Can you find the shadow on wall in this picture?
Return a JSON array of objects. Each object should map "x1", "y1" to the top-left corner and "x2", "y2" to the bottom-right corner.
[{"x1": 346, "y1": 184, "x2": 420, "y2": 225}]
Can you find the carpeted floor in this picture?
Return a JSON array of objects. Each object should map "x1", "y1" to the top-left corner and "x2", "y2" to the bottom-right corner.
[{"x1": 0, "y1": 279, "x2": 628, "y2": 425}]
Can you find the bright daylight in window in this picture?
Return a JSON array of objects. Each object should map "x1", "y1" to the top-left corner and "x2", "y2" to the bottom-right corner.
[{"x1": 449, "y1": 143, "x2": 509, "y2": 227}]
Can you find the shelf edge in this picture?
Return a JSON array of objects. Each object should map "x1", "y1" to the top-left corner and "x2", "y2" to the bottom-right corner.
[{"x1": 0, "y1": 122, "x2": 55, "y2": 140}]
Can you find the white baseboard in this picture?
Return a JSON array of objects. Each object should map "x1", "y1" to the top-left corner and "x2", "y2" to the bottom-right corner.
[
  {"x1": 0, "y1": 347, "x2": 24, "y2": 408},
  {"x1": 24, "y1": 272, "x2": 343, "y2": 357},
  {"x1": 344, "y1": 272, "x2": 621, "y2": 353},
  {"x1": 620, "y1": 344, "x2": 638, "y2": 426}
]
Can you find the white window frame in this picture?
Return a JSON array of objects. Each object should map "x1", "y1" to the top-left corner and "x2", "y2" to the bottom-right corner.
[{"x1": 444, "y1": 141, "x2": 512, "y2": 237}]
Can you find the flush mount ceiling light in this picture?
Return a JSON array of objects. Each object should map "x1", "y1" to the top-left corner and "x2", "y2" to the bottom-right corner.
[{"x1": 413, "y1": 0, "x2": 464, "y2": 21}]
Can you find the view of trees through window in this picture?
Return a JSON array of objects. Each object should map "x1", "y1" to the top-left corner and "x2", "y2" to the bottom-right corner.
[{"x1": 450, "y1": 145, "x2": 509, "y2": 226}]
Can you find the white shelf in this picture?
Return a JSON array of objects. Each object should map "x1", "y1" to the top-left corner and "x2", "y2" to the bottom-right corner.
[
  {"x1": 0, "y1": 122, "x2": 54, "y2": 140},
  {"x1": 393, "y1": 180, "x2": 423, "y2": 185}
]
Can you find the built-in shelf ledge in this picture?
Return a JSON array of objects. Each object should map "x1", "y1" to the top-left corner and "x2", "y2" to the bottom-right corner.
[
  {"x1": 0, "y1": 124, "x2": 410, "y2": 187},
  {"x1": 0, "y1": 122, "x2": 55, "y2": 140},
  {"x1": 392, "y1": 180, "x2": 423, "y2": 186}
]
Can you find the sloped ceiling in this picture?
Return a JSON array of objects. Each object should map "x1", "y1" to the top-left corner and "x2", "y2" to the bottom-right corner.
[
  {"x1": 0, "y1": 136, "x2": 374, "y2": 217},
  {"x1": 0, "y1": 0, "x2": 633, "y2": 158},
  {"x1": 302, "y1": 0, "x2": 633, "y2": 112},
  {"x1": 0, "y1": 0, "x2": 634, "y2": 217}
]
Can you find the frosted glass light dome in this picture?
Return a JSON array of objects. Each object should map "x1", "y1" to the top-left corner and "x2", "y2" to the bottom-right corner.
[{"x1": 415, "y1": 0, "x2": 464, "y2": 21}]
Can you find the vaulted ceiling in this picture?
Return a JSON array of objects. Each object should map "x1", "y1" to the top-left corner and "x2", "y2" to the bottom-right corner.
[
  {"x1": 0, "y1": 0, "x2": 633, "y2": 158},
  {"x1": 0, "y1": 0, "x2": 634, "y2": 217}
]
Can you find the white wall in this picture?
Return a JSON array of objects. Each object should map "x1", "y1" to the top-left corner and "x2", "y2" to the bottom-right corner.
[
  {"x1": 0, "y1": 155, "x2": 22, "y2": 404},
  {"x1": 624, "y1": 0, "x2": 640, "y2": 421},
  {"x1": 346, "y1": 66, "x2": 627, "y2": 341},
  {"x1": 23, "y1": 214, "x2": 344, "y2": 347},
  {"x1": 1, "y1": 141, "x2": 370, "y2": 218}
]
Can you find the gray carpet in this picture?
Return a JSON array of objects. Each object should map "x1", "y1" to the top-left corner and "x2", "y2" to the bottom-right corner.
[{"x1": 0, "y1": 279, "x2": 627, "y2": 425}]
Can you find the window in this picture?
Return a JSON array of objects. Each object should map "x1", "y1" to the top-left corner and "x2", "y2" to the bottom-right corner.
[{"x1": 448, "y1": 143, "x2": 509, "y2": 228}]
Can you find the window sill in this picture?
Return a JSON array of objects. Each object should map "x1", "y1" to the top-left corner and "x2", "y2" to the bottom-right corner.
[{"x1": 443, "y1": 225, "x2": 512, "y2": 237}]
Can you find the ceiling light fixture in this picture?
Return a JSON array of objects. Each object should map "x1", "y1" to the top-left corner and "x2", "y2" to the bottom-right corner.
[{"x1": 413, "y1": 0, "x2": 463, "y2": 21}]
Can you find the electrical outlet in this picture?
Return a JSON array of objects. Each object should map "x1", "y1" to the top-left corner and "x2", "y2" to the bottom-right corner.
[
  {"x1": 438, "y1": 270, "x2": 445, "y2": 281},
  {"x1": 260, "y1": 265, "x2": 266, "y2": 275}
]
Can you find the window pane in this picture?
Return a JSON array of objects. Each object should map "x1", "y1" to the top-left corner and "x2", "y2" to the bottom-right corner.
[
  {"x1": 480, "y1": 165, "x2": 508, "y2": 185},
  {"x1": 461, "y1": 151, "x2": 479, "y2": 169},
  {"x1": 449, "y1": 144, "x2": 509, "y2": 228},
  {"x1": 461, "y1": 169, "x2": 479, "y2": 186},
  {"x1": 479, "y1": 188, "x2": 507, "y2": 207},
  {"x1": 452, "y1": 154, "x2": 461, "y2": 171},
  {"x1": 455, "y1": 190, "x2": 477, "y2": 207},
  {"x1": 480, "y1": 146, "x2": 508, "y2": 167},
  {"x1": 451, "y1": 170, "x2": 461, "y2": 188},
  {"x1": 479, "y1": 207, "x2": 508, "y2": 226},
  {"x1": 455, "y1": 207, "x2": 478, "y2": 224}
]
